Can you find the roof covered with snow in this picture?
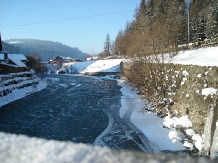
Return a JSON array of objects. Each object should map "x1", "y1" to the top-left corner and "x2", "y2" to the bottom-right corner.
[
  {"x1": 0, "y1": 54, "x2": 27, "y2": 61},
  {"x1": 0, "y1": 61, "x2": 26, "y2": 68},
  {"x1": 10, "y1": 58, "x2": 27, "y2": 67}
]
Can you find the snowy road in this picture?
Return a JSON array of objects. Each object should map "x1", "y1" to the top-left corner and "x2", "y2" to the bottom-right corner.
[{"x1": 0, "y1": 75, "x2": 151, "y2": 151}]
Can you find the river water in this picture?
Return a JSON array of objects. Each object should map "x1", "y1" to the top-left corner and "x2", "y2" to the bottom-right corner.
[{"x1": 0, "y1": 75, "x2": 152, "y2": 152}]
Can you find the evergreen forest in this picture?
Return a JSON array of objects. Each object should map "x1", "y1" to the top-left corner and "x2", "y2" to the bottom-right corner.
[{"x1": 112, "y1": 0, "x2": 218, "y2": 57}]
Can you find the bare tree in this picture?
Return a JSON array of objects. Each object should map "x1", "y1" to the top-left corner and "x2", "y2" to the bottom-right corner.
[{"x1": 26, "y1": 52, "x2": 47, "y2": 75}]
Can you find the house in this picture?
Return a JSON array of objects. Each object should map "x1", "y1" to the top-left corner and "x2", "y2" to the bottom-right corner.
[
  {"x1": 86, "y1": 56, "x2": 98, "y2": 61},
  {"x1": 49, "y1": 56, "x2": 79, "y2": 64},
  {"x1": 0, "y1": 53, "x2": 28, "y2": 74},
  {"x1": 49, "y1": 56, "x2": 65, "y2": 64}
]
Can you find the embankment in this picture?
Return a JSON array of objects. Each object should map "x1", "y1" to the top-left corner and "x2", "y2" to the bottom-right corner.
[
  {"x1": 121, "y1": 61, "x2": 218, "y2": 158},
  {"x1": 0, "y1": 71, "x2": 47, "y2": 107}
]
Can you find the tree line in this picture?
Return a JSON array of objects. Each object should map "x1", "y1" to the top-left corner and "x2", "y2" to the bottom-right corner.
[{"x1": 103, "y1": 0, "x2": 218, "y2": 58}]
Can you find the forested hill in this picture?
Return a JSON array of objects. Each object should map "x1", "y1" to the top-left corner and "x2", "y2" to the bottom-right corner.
[{"x1": 2, "y1": 39, "x2": 90, "y2": 62}]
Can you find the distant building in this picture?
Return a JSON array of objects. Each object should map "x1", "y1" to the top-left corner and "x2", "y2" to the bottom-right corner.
[
  {"x1": 0, "y1": 53, "x2": 27, "y2": 74},
  {"x1": 49, "y1": 56, "x2": 65, "y2": 64},
  {"x1": 86, "y1": 56, "x2": 98, "y2": 61},
  {"x1": 49, "y1": 56, "x2": 83, "y2": 64}
]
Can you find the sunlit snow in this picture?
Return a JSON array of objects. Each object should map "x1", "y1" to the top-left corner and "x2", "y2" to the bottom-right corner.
[{"x1": 171, "y1": 47, "x2": 218, "y2": 66}]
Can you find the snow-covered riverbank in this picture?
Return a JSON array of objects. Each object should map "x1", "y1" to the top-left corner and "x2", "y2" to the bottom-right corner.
[
  {"x1": 0, "y1": 72, "x2": 47, "y2": 107},
  {"x1": 119, "y1": 47, "x2": 218, "y2": 153},
  {"x1": 47, "y1": 59, "x2": 125, "y2": 74},
  {"x1": 119, "y1": 80, "x2": 197, "y2": 153}
]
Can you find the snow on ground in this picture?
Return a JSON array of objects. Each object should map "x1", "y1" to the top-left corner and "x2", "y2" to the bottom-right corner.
[
  {"x1": 72, "y1": 59, "x2": 124, "y2": 73},
  {"x1": 118, "y1": 80, "x2": 185, "y2": 152},
  {"x1": 57, "y1": 59, "x2": 125, "y2": 74},
  {"x1": 171, "y1": 47, "x2": 218, "y2": 66}
]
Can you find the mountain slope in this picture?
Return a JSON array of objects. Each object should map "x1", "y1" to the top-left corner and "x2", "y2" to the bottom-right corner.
[{"x1": 3, "y1": 39, "x2": 90, "y2": 62}]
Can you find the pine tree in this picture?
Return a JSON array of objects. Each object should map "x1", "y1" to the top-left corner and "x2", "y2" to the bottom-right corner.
[
  {"x1": 104, "y1": 33, "x2": 111, "y2": 55},
  {"x1": 189, "y1": 0, "x2": 207, "y2": 42},
  {"x1": 165, "y1": 0, "x2": 187, "y2": 45},
  {"x1": 205, "y1": 4, "x2": 218, "y2": 39}
]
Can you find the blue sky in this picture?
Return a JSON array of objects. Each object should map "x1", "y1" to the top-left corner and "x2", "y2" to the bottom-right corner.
[{"x1": 0, "y1": 0, "x2": 141, "y2": 55}]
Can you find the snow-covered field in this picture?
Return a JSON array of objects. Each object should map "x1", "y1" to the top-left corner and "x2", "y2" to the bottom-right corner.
[
  {"x1": 172, "y1": 47, "x2": 218, "y2": 66},
  {"x1": 0, "y1": 47, "x2": 218, "y2": 156}
]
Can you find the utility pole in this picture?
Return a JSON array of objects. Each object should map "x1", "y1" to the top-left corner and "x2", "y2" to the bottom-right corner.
[
  {"x1": 186, "y1": 0, "x2": 191, "y2": 44},
  {"x1": 188, "y1": 9, "x2": 190, "y2": 44},
  {"x1": 89, "y1": 44, "x2": 93, "y2": 56},
  {"x1": 0, "y1": 32, "x2": 2, "y2": 51}
]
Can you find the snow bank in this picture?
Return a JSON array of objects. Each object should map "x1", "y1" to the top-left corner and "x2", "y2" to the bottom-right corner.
[
  {"x1": 118, "y1": 80, "x2": 185, "y2": 152},
  {"x1": 63, "y1": 59, "x2": 125, "y2": 74},
  {"x1": 118, "y1": 80, "x2": 208, "y2": 152}
]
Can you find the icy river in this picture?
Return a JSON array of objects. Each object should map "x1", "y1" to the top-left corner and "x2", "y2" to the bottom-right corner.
[{"x1": 0, "y1": 75, "x2": 152, "y2": 152}]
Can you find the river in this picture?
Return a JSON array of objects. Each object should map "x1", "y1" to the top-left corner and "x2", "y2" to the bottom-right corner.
[{"x1": 0, "y1": 75, "x2": 152, "y2": 152}]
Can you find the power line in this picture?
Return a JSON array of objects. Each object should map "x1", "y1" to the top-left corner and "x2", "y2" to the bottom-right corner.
[{"x1": 3, "y1": 10, "x2": 134, "y2": 28}]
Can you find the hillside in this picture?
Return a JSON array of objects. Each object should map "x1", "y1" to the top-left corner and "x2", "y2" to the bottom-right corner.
[{"x1": 2, "y1": 39, "x2": 90, "y2": 62}]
